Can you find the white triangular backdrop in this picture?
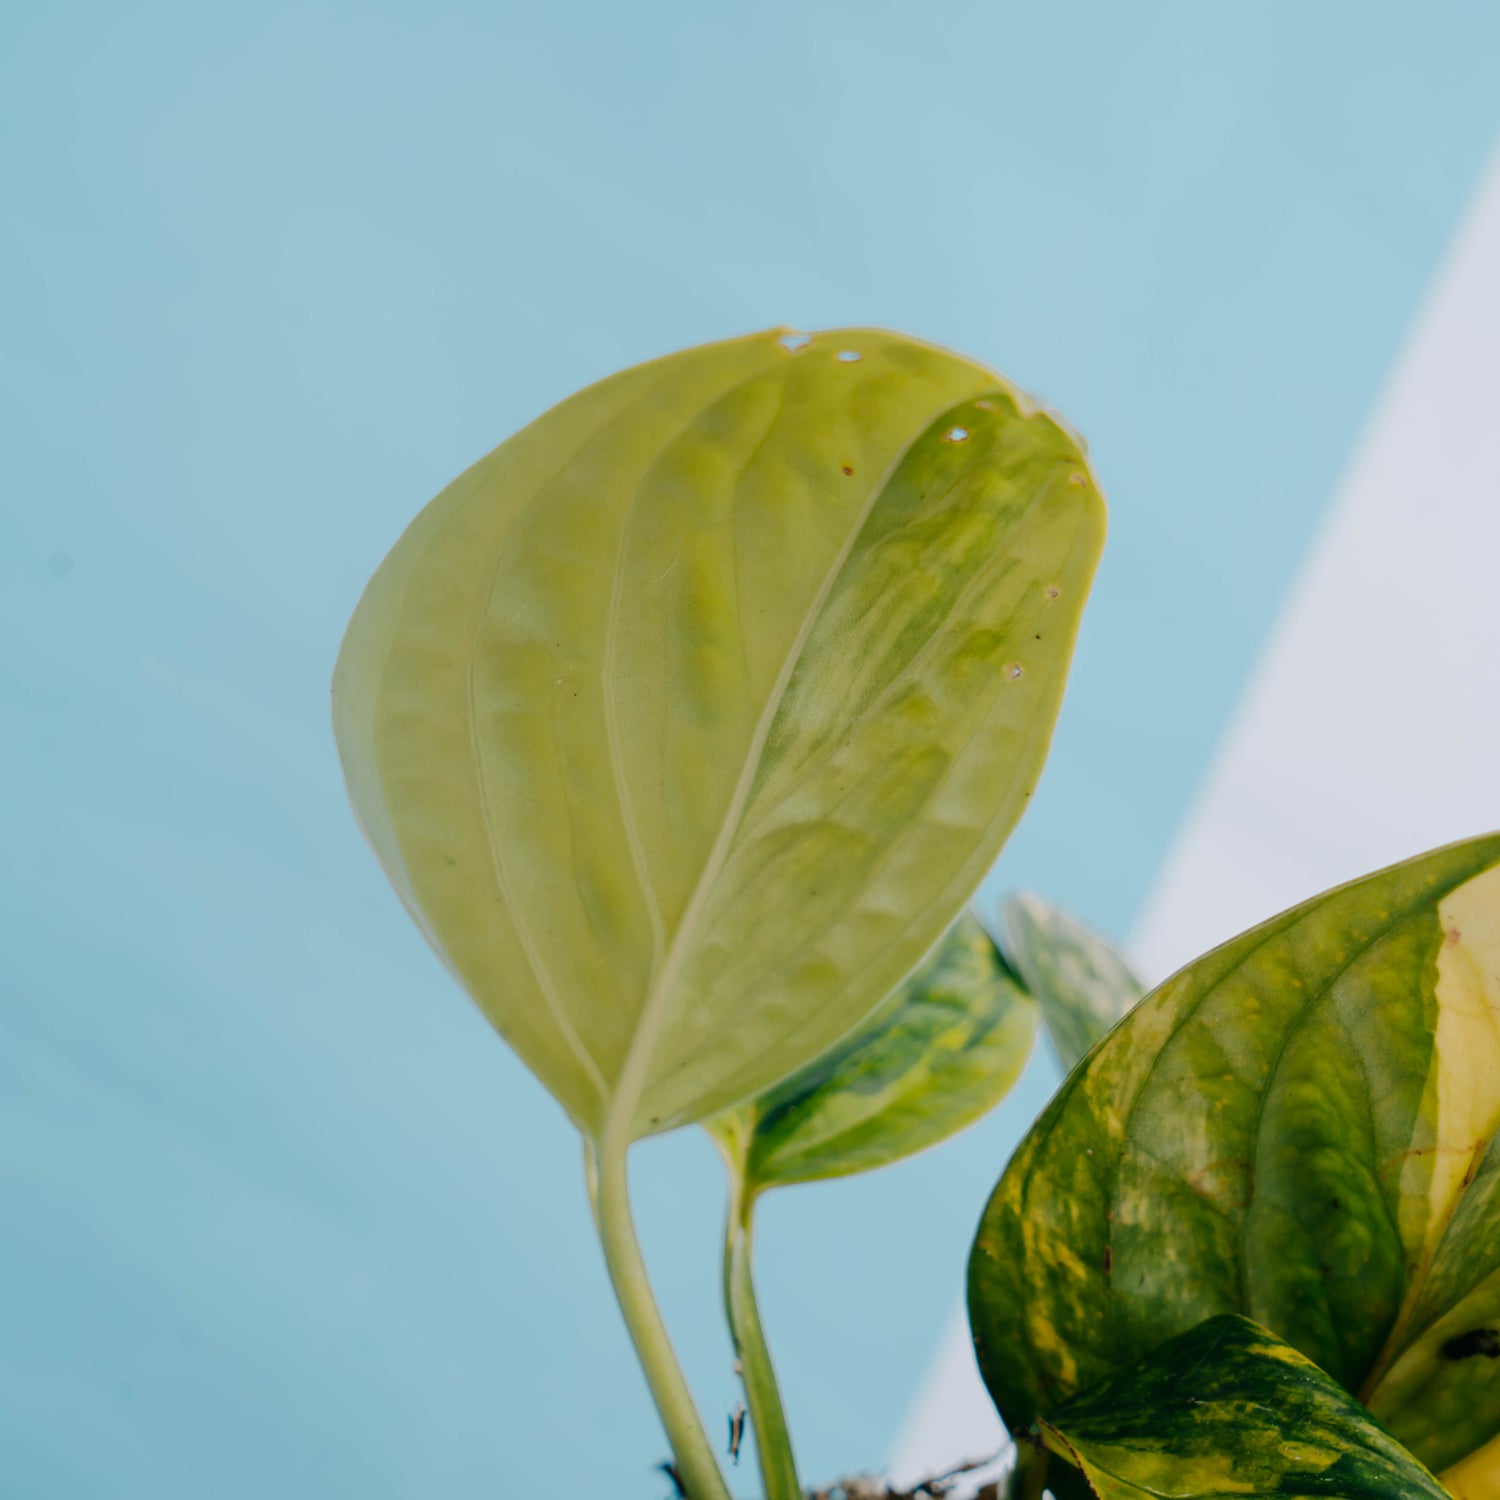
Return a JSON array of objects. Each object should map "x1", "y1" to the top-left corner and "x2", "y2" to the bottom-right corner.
[{"x1": 891, "y1": 132, "x2": 1500, "y2": 1483}]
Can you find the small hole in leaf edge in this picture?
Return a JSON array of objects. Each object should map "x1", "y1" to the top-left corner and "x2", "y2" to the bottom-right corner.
[{"x1": 778, "y1": 331, "x2": 812, "y2": 352}]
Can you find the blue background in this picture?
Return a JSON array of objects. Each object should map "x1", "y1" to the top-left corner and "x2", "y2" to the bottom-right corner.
[{"x1": 4, "y1": 3, "x2": 1498, "y2": 1495}]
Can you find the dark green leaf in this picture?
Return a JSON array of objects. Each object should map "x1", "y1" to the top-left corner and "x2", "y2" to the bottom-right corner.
[
  {"x1": 968, "y1": 834, "x2": 1500, "y2": 1480},
  {"x1": 1038, "y1": 1315, "x2": 1448, "y2": 1500}
]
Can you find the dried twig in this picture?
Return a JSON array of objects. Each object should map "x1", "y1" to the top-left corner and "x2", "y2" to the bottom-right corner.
[
  {"x1": 804, "y1": 1449, "x2": 1005, "y2": 1500},
  {"x1": 656, "y1": 1447, "x2": 1008, "y2": 1500}
]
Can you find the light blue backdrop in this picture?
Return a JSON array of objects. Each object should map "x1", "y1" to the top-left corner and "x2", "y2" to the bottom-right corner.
[{"x1": 4, "y1": 4, "x2": 1497, "y2": 1496}]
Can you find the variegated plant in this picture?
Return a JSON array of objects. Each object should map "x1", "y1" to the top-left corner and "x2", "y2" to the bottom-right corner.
[
  {"x1": 332, "y1": 322, "x2": 1495, "y2": 1500},
  {"x1": 333, "y1": 327, "x2": 1105, "y2": 1500},
  {"x1": 970, "y1": 835, "x2": 1500, "y2": 1499}
]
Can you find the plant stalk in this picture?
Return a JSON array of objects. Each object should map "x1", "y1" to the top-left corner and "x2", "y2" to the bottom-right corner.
[
  {"x1": 590, "y1": 1136, "x2": 732, "y2": 1500},
  {"x1": 1009, "y1": 1442, "x2": 1050, "y2": 1500},
  {"x1": 724, "y1": 1176, "x2": 802, "y2": 1500}
]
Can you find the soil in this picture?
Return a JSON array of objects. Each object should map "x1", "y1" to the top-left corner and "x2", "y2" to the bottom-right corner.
[{"x1": 657, "y1": 1453, "x2": 1006, "y2": 1500}]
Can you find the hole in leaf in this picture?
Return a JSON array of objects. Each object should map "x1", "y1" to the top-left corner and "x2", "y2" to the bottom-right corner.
[
  {"x1": 837, "y1": 350, "x2": 862, "y2": 362},
  {"x1": 944, "y1": 426, "x2": 970, "y2": 443},
  {"x1": 778, "y1": 331, "x2": 811, "y2": 352},
  {"x1": 1007, "y1": 663, "x2": 1024, "y2": 681}
]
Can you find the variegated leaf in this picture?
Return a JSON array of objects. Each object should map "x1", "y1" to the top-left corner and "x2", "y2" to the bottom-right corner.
[
  {"x1": 1037, "y1": 1315, "x2": 1447, "y2": 1500},
  {"x1": 710, "y1": 910, "x2": 1037, "y2": 1191},
  {"x1": 969, "y1": 833, "x2": 1500, "y2": 1476}
]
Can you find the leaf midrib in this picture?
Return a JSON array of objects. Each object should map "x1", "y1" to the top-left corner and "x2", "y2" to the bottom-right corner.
[
  {"x1": 729, "y1": 448, "x2": 1049, "y2": 853},
  {"x1": 596, "y1": 386, "x2": 974, "y2": 1149},
  {"x1": 655, "y1": 470, "x2": 1087, "y2": 1117}
]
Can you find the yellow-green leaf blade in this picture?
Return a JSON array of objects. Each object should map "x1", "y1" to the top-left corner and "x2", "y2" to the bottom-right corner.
[
  {"x1": 967, "y1": 833, "x2": 1500, "y2": 1475},
  {"x1": 1039, "y1": 1315, "x2": 1448, "y2": 1500},
  {"x1": 717, "y1": 911, "x2": 1037, "y2": 1191},
  {"x1": 1365, "y1": 1130, "x2": 1500, "y2": 1469},
  {"x1": 334, "y1": 327, "x2": 1103, "y2": 1144},
  {"x1": 334, "y1": 331, "x2": 1098, "y2": 1134},
  {"x1": 1002, "y1": 892, "x2": 1143, "y2": 1072}
]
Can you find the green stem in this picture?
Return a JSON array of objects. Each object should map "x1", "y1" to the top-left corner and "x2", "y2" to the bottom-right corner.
[
  {"x1": 723, "y1": 1176, "x2": 802, "y2": 1500},
  {"x1": 590, "y1": 1136, "x2": 732, "y2": 1500},
  {"x1": 1009, "y1": 1441, "x2": 1049, "y2": 1500}
]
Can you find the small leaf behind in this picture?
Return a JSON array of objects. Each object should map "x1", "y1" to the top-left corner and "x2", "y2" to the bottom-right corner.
[
  {"x1": 715, "y1": 911, "x2": 1037, "y2": 1191},
  {"x1": 1039, "y1": 1314, "x2": 1448, "y2": 1500},
  {"x1": 1001, "y1": 893, "x2": 1143, "y2": 1072}
]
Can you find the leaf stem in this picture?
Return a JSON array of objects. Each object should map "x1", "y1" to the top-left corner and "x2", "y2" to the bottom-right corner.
[
  {"x1": 590, "y1": 1136, "x2": 732, "y2": 1500},
  {"x1": 1007, "y1": 1442, "x2": 1049, "y2": 1500},
  {"x1": 724, "y1": 1176, "x2": 802, "y2": 1500}
]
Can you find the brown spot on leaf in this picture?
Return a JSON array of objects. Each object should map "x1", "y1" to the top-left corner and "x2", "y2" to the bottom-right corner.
[{"x1": 1443, "y1": 1328, "x2": 1500, "y2": 1361}]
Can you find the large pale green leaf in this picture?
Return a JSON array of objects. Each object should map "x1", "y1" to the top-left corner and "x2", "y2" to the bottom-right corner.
[
  {"x1": 333, "y1": 327, "x2": 1104, "y2": 1146},
  {"x1": 1036, "y1": 1315, "x2": 1448, "y2": 1500},
  {"x1": 710, "y1": 910, "x2": 1037, "y2": 1191},
  {"x1": 1001, "y1": 892, "x2": 1143, "y2": 1073},
  {"x1": 968, "y1": 833, "x2": 1500, "y2": 1477}
]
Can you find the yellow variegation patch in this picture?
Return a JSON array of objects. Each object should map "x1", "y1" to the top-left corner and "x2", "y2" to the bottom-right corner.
[
  {"x1": 1445, "y1": 1430, "x2": 1500, "y2": 1499},
  {"x1": 1395, "y1": 866, "x2": 1500, "y2": 1294}
]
